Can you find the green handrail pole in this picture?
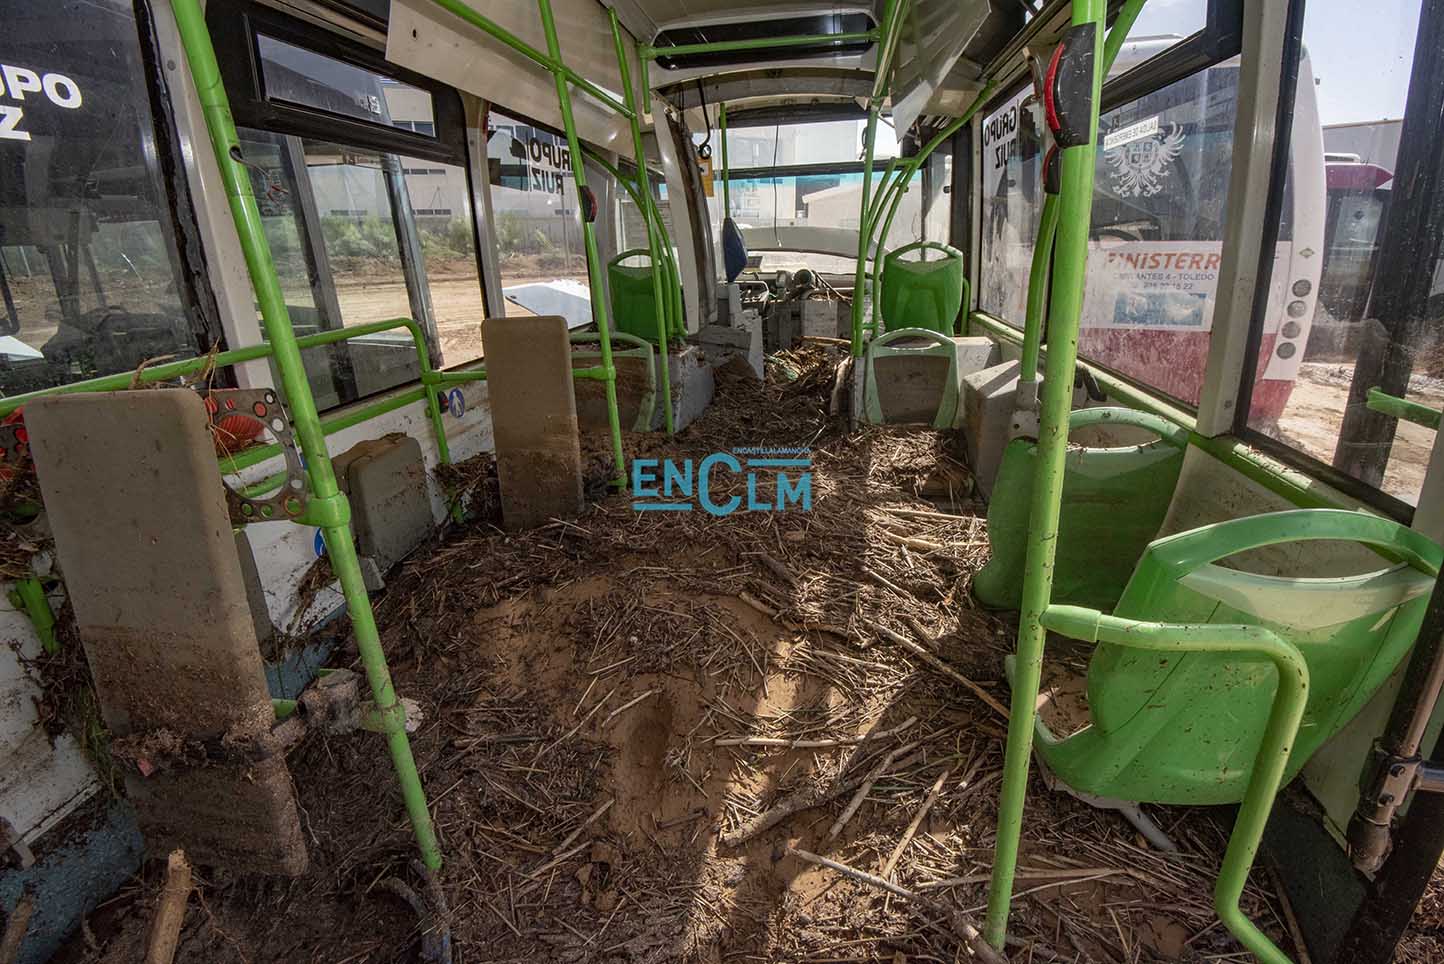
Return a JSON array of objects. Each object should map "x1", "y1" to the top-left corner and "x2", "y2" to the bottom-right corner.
[
  {"x1": 12, "y1": 578, "x2": 58, "y2": 655},
  {"x1": 850, "y1": 103, "x2": 881, "y2": 356},
  {"x1": 984, "y1": 0, "x2": 1106, "y2": 949},
  {"x1": 847, "y1": 0, "x2": 905, "y2": 357},
  {"x1": 634, "y1": 43, "x2": 683, "y2": 342},
  {"x1": 641, "y1": 31, "x2": 879, "y2": 61},
  {"x1": 538, "y1": 0, "x2": 627, "y2": 487},
  {"x1": 869, "y1": 169, "x2": 914, "y2": 333},
  {"x1": 1017, "y1": 0, "x2": 1144, "y2": 398},
  {"x1": 719, "y1": 101, "x2": 731, "y2": 219},
  {"x1": 861, "y1": 83, "x2": 994, "y2": 335},
  {"x1": 610, "y1": 8, "x2": 674, "y2": 434},
  {"x1": 865, "y1": 157, "x2": 903, "y2": 227},
  {"x1": 169, "y1": 0, "x2": 442, "y2": 871},
  {"x1": 1368, "y1": 387, "x2": 1442, "y2": 430},
  {"x1": 1040, "y1": 606, "x2": 1308, "y2": 964},
  {"x1": 424, "y1": 0, "x2": 631, "y2": 119},
  {"x1": 1018, "y1": 192, "x2": 1060, "y2": 391},
  {"x1": 1103, "y1": 0, "x2": 1150, "y2": 75}
]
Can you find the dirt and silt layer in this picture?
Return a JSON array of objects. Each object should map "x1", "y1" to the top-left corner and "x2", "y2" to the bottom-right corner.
[{"x1": 54, "y1": 344, "x2": 1441, "y2": 963}]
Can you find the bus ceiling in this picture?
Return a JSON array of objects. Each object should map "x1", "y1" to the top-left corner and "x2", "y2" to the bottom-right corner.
[{"x1": 379, "y1": 0, "x2": 1055, "y2": 144}]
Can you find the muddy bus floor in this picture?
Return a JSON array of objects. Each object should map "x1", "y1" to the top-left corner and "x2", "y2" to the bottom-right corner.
[{"x1": 66, "y1": 346, "x2": 1334, "y2": 964}]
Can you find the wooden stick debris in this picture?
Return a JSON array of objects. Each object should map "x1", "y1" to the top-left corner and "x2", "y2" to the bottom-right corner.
[
  {"x1": 601, "y1": 689, "x2": 658, "y2": 728},
  {"x1": 540, "y1": 687, "x2": 615, "y2": 757},
  {"x1": 786, "y1": 846, "x2": 1008, "y2": 964},
  {"x1": 828, "y1": 740, "x2": 918, "y2": 840},
  {"x1": 752, "y1": 552, "x2": 798, "y2": 587},
  {"x1": 880, "y1": 766, "x2": 951, "y2": 880},
  {"x1": 542, "y1": 798, "x2": 614, "y2": 864},
  {"x1": 714, "y1": 715, "x2": 916, "y2": 748},
  {"x1": 0, "y1": 891, "x2": 33, "y2": 964},
  {"x1": 720, "y1": 745, "x2": 926, "y2": 847},
  {"x1": 526, "y1": 838, "x2": 593, "y2": 879},
  {"x1": 144, "y1": 849, "x2": 192, "y2": 964},
  {"x1": 875, "y1": 623, "x2": 1010, "y2": 722},
  {"x1": 881, "y1": 531, "x2": 947, "y2": 552}
]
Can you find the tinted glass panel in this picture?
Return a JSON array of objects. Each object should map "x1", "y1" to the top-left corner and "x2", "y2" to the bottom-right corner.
[
  {"x1": 978, "y1": 85, "x2": 1046, "y2": 322},
  {"x1": 1077, "y1": 65, "x2": 1240, "y2": 407},
  {"x1": 0, "y1": 0, "x2": 208, "y2": 394}
]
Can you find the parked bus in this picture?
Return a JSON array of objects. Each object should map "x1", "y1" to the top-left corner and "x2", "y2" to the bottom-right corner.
[{"x1": 981, "y1": 36, "x2": 1327, "y2": 422}]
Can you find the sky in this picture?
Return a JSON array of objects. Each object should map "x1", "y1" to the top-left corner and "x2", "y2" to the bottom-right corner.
[{"x1": 1127, "y1": 0, "x2": 1421, "y2": 127}]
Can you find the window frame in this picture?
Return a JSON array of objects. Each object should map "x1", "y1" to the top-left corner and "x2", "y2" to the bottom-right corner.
[
  {"x1": 973, "y1": 0, "x2": 1245, "y2": 408},
  {"x1": 1229, "y1": 0, "x2": 1417, "y2": 523},
  {"x1": 207, "y1": 0, "x2": 493, "y2": 392},
  {"x1": 207, "y1": 0, "x2": 467, "y2": 167}
]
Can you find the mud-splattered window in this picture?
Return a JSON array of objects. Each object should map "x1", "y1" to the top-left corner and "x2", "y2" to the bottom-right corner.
[
  {"x1": 1075, "y1": 65, "x2": 1240, "y2": 409},
  {"x1": 977, "y1": 84, "x2": 1046, "y2": 324}
]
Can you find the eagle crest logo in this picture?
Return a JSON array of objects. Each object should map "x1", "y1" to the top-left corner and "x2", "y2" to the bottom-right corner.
[{"x1": 1107, "y1": 123, "x2": 1186, "y2": 197}]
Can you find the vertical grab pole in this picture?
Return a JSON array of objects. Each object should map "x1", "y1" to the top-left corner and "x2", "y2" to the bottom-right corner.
[
  {"x1": 850, "y1": 105, "x2": 881, "y2": 357},
  {"x1": 610, "y1": 9, "x2": 674, "y2": 434},
  {"x1": 719, "y1": 101, "x2": 731, "y2": 220},
  {"x1": 984, "y1": 0, "x2": 1107, "y2": 949},
  {"x1": 169, "y1": 0, "x2": 442, "y2": 871},
  {"x1": 638, "y1": 51, "x2": 684, "y2": 342},
  {"x1": 1017, "y1": 0, "x2": 1144, "y2": 403},
  {"x1": 850, "y1": 0, "x2": 905, "y2": 357},
  {"x1": 1017, "y1": 193, "x2": 1060, "y2": 391},
  {"x1": 539, "y1": 0, "x2": 627, "y2": 487}
]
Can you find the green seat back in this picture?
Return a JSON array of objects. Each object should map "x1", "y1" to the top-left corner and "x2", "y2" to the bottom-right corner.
[
  {"x1": 607, "y1": 249, "x2": 665, "y2": 345},
  {"x1": 1046, "y1": 510, "x2": 1441, "y2": 805},
  {"x1": 880, "y1": 241, "x2": 967, "y2": 334},
  {"x1": 974, "y1": 407, "x2": 1187, "y2": 612}
]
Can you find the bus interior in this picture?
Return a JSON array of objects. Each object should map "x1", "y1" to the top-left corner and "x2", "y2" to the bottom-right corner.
[{"x1": 2, "y1": 0, "x2": 1443, "y2": 962}]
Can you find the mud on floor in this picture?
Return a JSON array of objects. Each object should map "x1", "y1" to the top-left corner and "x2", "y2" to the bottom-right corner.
[{"x1": 62, "y1": 346, "x2": 1314, "y2": 963}]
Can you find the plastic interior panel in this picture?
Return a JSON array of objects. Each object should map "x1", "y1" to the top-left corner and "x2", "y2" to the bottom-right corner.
[{"x1": 862, "y1": 327, "x2": 961, "y2": 429}]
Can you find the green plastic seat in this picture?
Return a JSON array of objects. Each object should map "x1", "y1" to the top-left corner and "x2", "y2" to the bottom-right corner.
[
  {"x1": 879, "y1": 241, "x2": 968, "y2": 334},
  {"x1": 1030, "y1": 509, "x2": 1441, "y2": 806},
  {"x1": 607, "y1": 249, "x2": 666, "y2": 345},
  {"x1": 973, "y1": 407, "x2": 1188, "y2": 612},
  {"x1": 861, "y1": 327, "x2": 962, "y2": 429}
]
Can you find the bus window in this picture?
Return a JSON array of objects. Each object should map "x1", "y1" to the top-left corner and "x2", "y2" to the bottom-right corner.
[
  {"x1": 1076, "y1": 64, "x2": 1243, "y2": 408},
  {"x1": 978, "y1": 85, "x2": 1046, "y2": 324},
  {"x1": 0, "y1": 0, "x2": 219, "y2": 395},
  {"x1": 619, "y1": 168, "x2": 664, "y2": 252},
  {"x1": 486, "y1": 109, "x2": 591, "y2": 319},
  {"x1": 237, "y1": 130, "x2": 485, "y2": 407},
  {"x1": 709, "y1": 118, "x2": 922, "y2": 280},
  {"x1": 1245, "y1": 0, "x2": 1434, "y2": 510}
]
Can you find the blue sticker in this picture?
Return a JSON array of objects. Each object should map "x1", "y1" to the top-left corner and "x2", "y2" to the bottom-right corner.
[
  {"x1": 448, "y1": 387, "x2": 465, "y2": 418},
  {"x1": 313, "y1": 529, "x2": 327, "y2": 557}
]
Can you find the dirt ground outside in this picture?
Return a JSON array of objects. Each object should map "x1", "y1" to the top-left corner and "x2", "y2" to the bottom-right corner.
[{"x1": 1270, "y1": 361, "x2": 1443, "y2": 506}]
